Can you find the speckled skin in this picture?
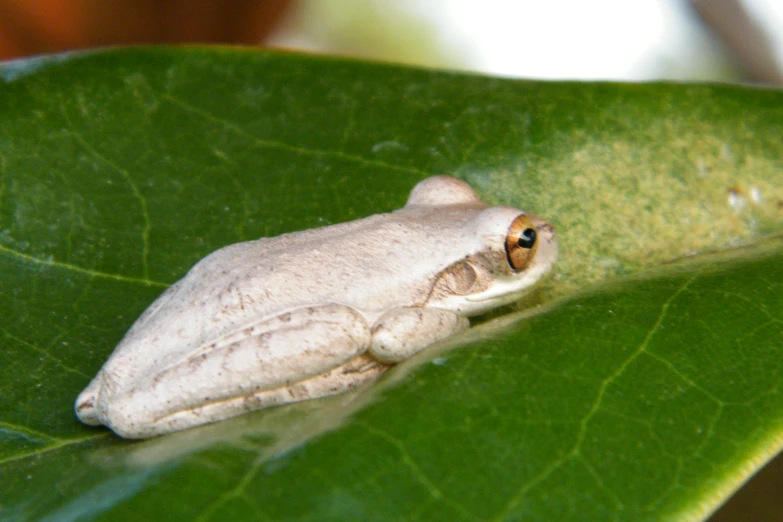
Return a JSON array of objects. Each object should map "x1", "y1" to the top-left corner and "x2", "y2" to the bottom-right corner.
[{"x1": 75, "y1": 176, "x2": 557, "y2": 438}]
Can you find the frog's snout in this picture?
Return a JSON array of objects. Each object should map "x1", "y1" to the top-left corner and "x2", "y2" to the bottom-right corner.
[{"x1": 536, "y1": 221, "x2": 555, "y2": 238}]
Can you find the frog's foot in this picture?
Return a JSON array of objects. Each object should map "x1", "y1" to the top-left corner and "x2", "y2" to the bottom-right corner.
[{"x1": 370, "y1": 307, "x2": 468, "y2": 364}]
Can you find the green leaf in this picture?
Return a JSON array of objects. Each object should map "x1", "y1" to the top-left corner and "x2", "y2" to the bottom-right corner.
[{"x1": 1, "y1": 48, "x2": 782, "y2": 521}]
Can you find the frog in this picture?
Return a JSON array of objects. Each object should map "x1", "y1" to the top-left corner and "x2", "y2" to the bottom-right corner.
[{"x1": 75, "y1": 175, "x2": 557, "y2": 438}]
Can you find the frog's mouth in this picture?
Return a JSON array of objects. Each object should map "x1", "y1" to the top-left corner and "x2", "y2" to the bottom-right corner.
[
  {"x1": 464, "y1": 268, "x2": 550, "y2": 308},
  {"x1": 429, "y1": 264, "x2": 549, "y2": 316}
]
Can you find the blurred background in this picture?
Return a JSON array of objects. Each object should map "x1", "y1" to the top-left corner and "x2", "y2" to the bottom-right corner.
[
  {"x1": 1, "y1": 1, "x2": 781, "y2": 520},
  {"x1": 0, "y1": 0, "x2": 782, "y2": 85}
]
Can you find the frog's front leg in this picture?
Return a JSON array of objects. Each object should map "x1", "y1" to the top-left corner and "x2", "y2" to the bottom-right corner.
[{"x1": 369, "y1": 308, "x2": 469, "y2": 364}]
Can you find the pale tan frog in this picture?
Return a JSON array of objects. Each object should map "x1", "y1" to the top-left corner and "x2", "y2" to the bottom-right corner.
[{"x1": 75, "y1": 176, "x2": 557, "y2": 438}]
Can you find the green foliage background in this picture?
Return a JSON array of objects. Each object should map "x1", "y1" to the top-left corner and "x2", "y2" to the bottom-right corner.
[{"x1": 1, "y1": 48, "x2": 782, "y2": 521}]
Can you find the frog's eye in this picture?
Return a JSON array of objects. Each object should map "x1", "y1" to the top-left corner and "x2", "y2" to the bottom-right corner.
[{"x1": 505, "y1": 214, "x2": 539, "y2": 270}]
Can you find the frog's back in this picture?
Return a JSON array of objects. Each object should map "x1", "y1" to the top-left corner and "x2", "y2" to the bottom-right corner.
[{"x1": 99, "y1": 204, "x2": 484, "y2": 386}]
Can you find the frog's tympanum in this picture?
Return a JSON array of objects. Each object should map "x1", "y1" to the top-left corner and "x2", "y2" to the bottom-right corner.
[{"x1": 75, "y1": 176, "x2": 557, "y2": 438}]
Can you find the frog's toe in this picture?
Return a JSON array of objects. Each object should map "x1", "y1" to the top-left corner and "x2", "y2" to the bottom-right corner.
[{"x1": 74, "y1": 386, "x2": 101, "y2": 426}]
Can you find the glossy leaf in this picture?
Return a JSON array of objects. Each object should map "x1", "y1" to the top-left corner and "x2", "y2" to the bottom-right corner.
[{"x1": 1, "y1": 48, "x2": 782, "y2": 521}]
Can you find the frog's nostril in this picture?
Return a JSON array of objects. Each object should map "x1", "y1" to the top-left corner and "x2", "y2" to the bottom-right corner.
[{"x1": 537, "y1": 222, "x2": 555, "y2": 236}]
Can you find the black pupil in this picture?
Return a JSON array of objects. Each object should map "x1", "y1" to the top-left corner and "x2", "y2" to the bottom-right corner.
[{"x1": 517, "y1": 228, "x2": 536, "y2": 249}]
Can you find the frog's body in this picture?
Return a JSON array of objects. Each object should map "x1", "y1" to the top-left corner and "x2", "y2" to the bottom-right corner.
[{"x1": 76, "y1": 176, "x2": 557, "y2": 438}]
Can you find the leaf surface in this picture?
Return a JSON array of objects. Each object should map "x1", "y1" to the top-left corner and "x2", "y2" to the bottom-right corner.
[{"x1": 1, "y1": 48, "x2": 782, "y2": 521}]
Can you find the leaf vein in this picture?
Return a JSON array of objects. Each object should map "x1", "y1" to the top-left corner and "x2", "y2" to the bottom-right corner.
[
  {"x1": 493, "y1": 277, "x2": 695, "y2": 520},
  {"x1": 569, "y1": 278, "x2": 696, "y2": 453},
  {"x1": 1, "y1": 328, "x2": 90, "y2": 379},
  {"x1": 161, "y1": 94, "x2": 431, "y2": 177},
  {"x1": 60, "y1": 102, "x2": 152, "y2": 279},
  {"x1": 0, "y1": 243, "x2": 168, "y2": 287},
  {"x1": 195, "y1": 458, "x2": 273, "y2": 522},
  {"x1": 0, "y1": 425, "x2": 108, "y2": 464},
  {"x1": 357, "y1": 422, "x2": 482, "y2": 522}
]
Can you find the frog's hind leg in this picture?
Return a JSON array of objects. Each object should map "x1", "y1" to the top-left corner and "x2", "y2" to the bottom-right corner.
[
  {"x1": 140, "y1": 354, "x2": 389, "y2": 437},
  {"x1": 98, "y1": 304, "x2": 375, "y2": 439}
]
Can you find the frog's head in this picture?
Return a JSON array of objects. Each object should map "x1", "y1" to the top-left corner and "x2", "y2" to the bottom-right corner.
[{"x1": 426, "y1": 205, "x2": 558, "y2": 316}]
